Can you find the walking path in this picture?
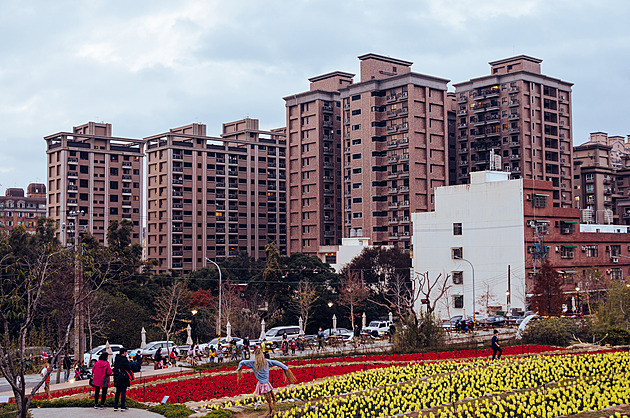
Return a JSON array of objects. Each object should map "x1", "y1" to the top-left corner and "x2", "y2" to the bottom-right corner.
[
  {"x1": 0, "y1": 364, "x2": 192, "y2": 399},
  {"x1": 30, "y1": 407, "x2": 162, "y2": 417}
]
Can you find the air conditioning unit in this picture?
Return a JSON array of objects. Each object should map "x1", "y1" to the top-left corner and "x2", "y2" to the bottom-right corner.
[
  {"x1": 612, "y1": 257, "x2": 619, "y2": 263},
  {"x1": 555, "y1": 246, "x2": 560, "y2": 252},
  {"x1": 582, "y1": 246, "x2": 587, "y2": 252},
  {"x1": 606, "y1": 269, "x2": 611, "y2": 275}
]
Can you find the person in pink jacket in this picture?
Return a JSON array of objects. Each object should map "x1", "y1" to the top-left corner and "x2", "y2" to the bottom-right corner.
[{"x1": 91, "y1": 352, "x2": 113, "y2": 409}]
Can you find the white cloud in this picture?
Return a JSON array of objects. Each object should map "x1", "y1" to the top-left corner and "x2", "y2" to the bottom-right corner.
[
  {"x1": 421, "y1": 0, "x2": 541, "y2": 29},
  {"x1": 75, "y1": 1, "x2": 225, "y2": 72}
]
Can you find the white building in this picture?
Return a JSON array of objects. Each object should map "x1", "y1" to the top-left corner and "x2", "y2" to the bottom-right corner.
[{"x1": 412, "y1": 171, "x2": 527, "y2": 320}]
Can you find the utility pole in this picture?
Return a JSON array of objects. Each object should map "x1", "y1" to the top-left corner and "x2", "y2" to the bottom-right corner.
[
  {"x1": 507, "y1": 264, "x2": 511, "y2": 315},
  {"x1": 69, "y1": 210, "x2": 85, "y2": 358}
]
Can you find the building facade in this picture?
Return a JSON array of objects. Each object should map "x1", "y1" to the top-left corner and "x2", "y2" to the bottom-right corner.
[
  {"x1": 453, "y1": 55, "x2": 574, "y2": 208},
  {"x1": 284, "y1": 71, "x2": 354, "y2": 261},
  {"x1": 412, "y1": 171, "x2": 630, "y2": 320},
  {"x1": 573, "y1": 132, "x2": 630, "y2": 225},
  {"x1": 44, "y1": 122, "x2": 144, "y2": 246},
  {"x1": 144, "y1": 118, "x2": 286, "y2": 274},
  {"x1": 0, "y1": 184, "x2": 47, "y2": 232},
  {"x1": 341, "y1": 54, "x2": 451, "y2": 249}
]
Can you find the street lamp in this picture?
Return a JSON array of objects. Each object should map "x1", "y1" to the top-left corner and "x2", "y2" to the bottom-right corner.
[
  {"x1": 327, "y1": 302, "x2": 333, "y2": 337},
  {"x1": 205, "y1": 257, "x2": 222, "y2": 337},
  {"x1": 455, "y1": 256, "x2": 475, "y2": 324}
]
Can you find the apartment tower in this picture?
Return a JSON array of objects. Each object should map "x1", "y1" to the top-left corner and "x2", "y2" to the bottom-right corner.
[
  {"x1": 341, "y1": 54, "x2": 450, "y2": 249},
  {"x1": 44, "y1": 122, "x2": 144, "y2": 246},
  {"x1": 284, "y1": 71, "x2": 354, "y2": 261},
  {"x1": 453, "y1": 55, "x2": 574, "y2": 208},
  {"x1": 573, "y1": 132, "x2": 630, "y2": 224},
  {"x1": 0, "y1": 184, "x2": 47, "y2": 232},
  {"x1": 144, "y1": 118, "x2": 286, "y2": 274}
]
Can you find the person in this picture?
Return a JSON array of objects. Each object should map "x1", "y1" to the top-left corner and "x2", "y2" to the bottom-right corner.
[
  {"x1": 491, "y1": 329, "x2": 502, "y2": 360},
  {"x1": 237, "y1": 347, "x2": 296, "y2": 417},
  {"x1": 40, "y1": 361, "x2": 51, "y2": 400},
  {"x1": 243, "y1": 336, "x2": 250, "y2": 359},
  {"x1": 317, "y1": 328, "x2": 324, "y2": 350},
  {"x1": 217, "y1": 344, "x2": 224, "y2": 363},
  {"x1": 62, "y1": 353, "x2": 72, "y2": 382},
  {"x1": 91, "y1": 352, "x2": 113, "y2": 409},
  {"x1": 169, "y1": 349, "x2": 177, "y2": 366},
  {"x1": 290, "y1": 338, "x2": 297, "y2": 355},
  {"x1": 260, "y1": 339, "x2": 269, "y2": 359},
  {"x1": 388, "y1": 323, "x2": 396, "y2": 343},
  {"x1": 354, "y1": 324, "x2": 361, "y2": 339},
  {"x1": 113, "y1": 348, "x2": 140, "y2": 412},
  {"x1": 153, "y1": 347, "x2": 163, "y2": 370}
]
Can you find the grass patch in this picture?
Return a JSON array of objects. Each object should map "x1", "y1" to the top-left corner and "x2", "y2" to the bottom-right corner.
[
  {"x1": 30, "y1": 397, "x2": 147, "y2": 409},
  {"x1": 148, "y1": 403, "x2": 196, "y2": 418}
]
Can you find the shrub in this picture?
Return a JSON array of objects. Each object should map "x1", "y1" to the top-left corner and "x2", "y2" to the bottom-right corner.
[
  {"x1": 148, "y1": 403, "x2": 196, "y2": 418},
  {"x1": 392, "y1": 312, "x2": 444, "y2": 352},
  {"x1": 605, "y1": 326, "x2": 630, "y2": 346},
  {"x1": 31, "y1": 397, "x2": 146, "y2": 409},
  {"x1": 522, "y1": 317, "x2": 576, "y2": 347},
  {"x1": 202, "y1": 410, "x2": 233, "y2": 418}
]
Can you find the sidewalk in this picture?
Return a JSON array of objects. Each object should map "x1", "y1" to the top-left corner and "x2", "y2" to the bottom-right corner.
[
  {"x1": 0, "y1": 364, "x2": 193, "y2": 400},
  {"x1": 30, "y1": 407, "x2": 162, "y2": 417}
]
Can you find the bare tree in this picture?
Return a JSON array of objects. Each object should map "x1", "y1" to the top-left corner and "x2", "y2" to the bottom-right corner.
[
  {"x1": 292, "y1": 280, "x2": 319, "y2": 331},
  {"x1": 338, "y1": 271, "x2": 368, "y2": 329},
  {"x1": 0, "y1": 225, "x2": 112, "y2": 418},
  {"x1": 477, "y1": 283, "x2": 498, "y2": 315},
  {"x1": 413, "y1": 271, "x2": 452, "y2": 316},
  {"x1": 85, "y1": 293, "x2": 111, "y2": 353},
  {"x1": 152, "y1": 281, "x2": 190, "y2": 356}
]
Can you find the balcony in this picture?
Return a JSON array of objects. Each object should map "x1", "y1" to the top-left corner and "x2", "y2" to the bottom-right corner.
[
  {"x1": 387, "y1": 172, "x2": 398, "y2": 178},
  {"x1": 399, "y1": 137, "x2": 409, "y2": 145},
  {"x1": 388, "y1": 187, "x2": 398, "y2": 194},
  {"x1": 399, "y1": 185, "x2": 409, "y2": 192},
  {"x1": 67, "y1": 199, "x2": 78, "y2": 205},
  {"x1": 399, "y1": 154, "x2": 409, "y2": 161},
  {"x1": 344, "y1": 118, "x2": 350, "y2": 125},
  {"x1": 387, "y1": 156, "x2": 398, "y2": 163},
  {"x1": 324, "y1": 204, "x2": 334, "y2": 209},
  {"x1": 345, "y1": 219, "x2": 351, "y2": 226},
  {"x1": 343, "y1": 103, "x2": 350, "y2": 110},
  {"x1": 323, "y1": 121, "x2": 333, "y2": 128},
  {"x1": 122, "y1": 175, "x2": 132, "y2": 181},
  {"x1": 344, "y1": 147, "x2": 351, "y2": 154},
  {"x1": 457, "y1": 123, "x2": 467, "y2": 129},
  {"x1": 68, "y1": 157, "x2": 79, "y2": 163},
  {"x1": 323, "y1": 189, "x2": 334, "y2": 195},
  {"x1": 68, "y1": 171, "x2": 78, "y2": 178},
  {"x1": 172, "y1": 226, "x2": 183, "y2": 232},
  {"x1": 173, "y1": 167, "x2": 183, "y2": 172},
  {"x1": 343, "y1": 162, "x2": 350, "y2": 168},
  {"x1": 323, "y1": 175, "x2": 333, "y2": 182},
  {"x1": 173, "y1": 203, "x2": 183, "y2": 208},
  {"x1": 510, "y1": 154, "x2": 521, "y2": 160},
  {"x1": 399, "y1": 201, "x2": 410, "y2": 208},
  {"x1": 387, "y1": 140, "x2": 398, "y2": 148},
  {"x1": 322, "y1": 105, "x2": 333, "y2": 112},
  {"x1": 509, "y1": 100, "x2": 519, "y2": 107},
  {"x1": 172, "y1": 190, "x2": 183, "y2": 196},
  {"x1": 399, "y1": 171, "x2": 409, "y2": 178},
  {"x1": 397, "y1": 91, "x2": 408, "y2": 100},
  {"x1": 323, "y1": 134, "x2": 333, "y2": 140},
  {"x1": 324, "y1": 231, "x2": 335, "y2": 237},
  {"x1": 458, "y1": 148, "x2": 469, "y2": 154},
  {"x1": 172, "y1": 251, "x2": 183, "y2": 257},
  {"x1": 388, "y1": 232, "x2": 399, "y2": 240},
  {"x1": 388, "y1": 218, "x2": 399, "y2": 224},
  {"x1": 508, "y1": 127, "x2": 520, "y2": 134},
  {"x1": 122, "y1": 188, "x2": 132, "y2": 195},
  {"x1": 387, "y1": 110, "x2": 398, "y2": 118},
  {"x1": 172, "y1": 178, "x2": 183, "y2": 184},
  {"x1": 68, "y1": 185, "x2": 78, "y2": 191},
  {"x1": 388, "y1": 202, "x2": 398, "y2": 209},
  {"x1": 173, "y1": 154, "x2": 183, "y2": 160},
  {"x1": 509, "y1": 113, "x2": 520, "y2": 120},
  {"x1": 457, "y1": 95, "x2": 467, "y2": 103},
  {"x1": 387, "y1": 126, "x2": 397, "y2": 133},
  {"x1": 398, "y1": 123, "x2": 409, "y2": 132},
  {"x1": 399, "y1": 216, "x2": 410, "y2": 223},
  {"x1": 324, "y1": 161, "x2": 335, "y2": 168},
  {"x1": 512, "y1": 166, "x2": 521, "y2": 173},
  {"x1": 387, "y1": 95, "x2": 397, "y2": 103},
  {"x1": 509, "y1": 141, "x2": 520, "y2": 147},
  {"x1": 457, "y1": 109, "x2": 467, "y2": 116},
  {"x1": 398, "y1": 108, "x2": 408, "y2": 116},
  {"x1": 323, "y1": 147, "x2": 333, "y2": 155}
]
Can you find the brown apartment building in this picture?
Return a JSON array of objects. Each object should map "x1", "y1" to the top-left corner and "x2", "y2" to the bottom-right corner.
[
  {"x1": 453, "y1": 55, "x2": 574, "y2": 208},
  {"x1": 341, "y1": 54, "x2": 451, "y2": 249},
  {"x1": 144, "y1": 118, "x2": 286, "y2": 274},
  {"x1": 573, "y1": 132, "x2": 630, "y2": 224},
  {"x1": 44, "y1": 122, "x2": 144, "y2": 246},
  {"x1": 284, "y1": 71, "x2": 354, "y2": 261},
  {"x1": 0, "y1": 184, "x2": 47, "y2": 232}
]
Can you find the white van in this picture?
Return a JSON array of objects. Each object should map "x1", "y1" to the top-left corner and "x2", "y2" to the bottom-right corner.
[
  {"x1": 263, "y1": 326, "x2": 302, "y2": 348},
  {"x1": 363, "y1": 320, "x2": 392, "y2": 337}
]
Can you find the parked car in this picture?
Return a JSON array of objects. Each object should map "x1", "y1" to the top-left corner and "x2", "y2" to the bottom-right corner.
[
  {"x1": 321, "y1": 328, "x2": 353, "y2": 341},
  {"x1": 363, "y1": 320, "x2": 392, "y2": 337},
  {"x1": 262, "y1": 326, "x2": 303, "y2": 348},
  {"x1": 134, "y1": 341, "x2": 179, "y2": 359},
  {"x1": 84, "y1": 344, "x2": 123, "y2": 367},
  {"x1": 199, "y1": 337, "x2": 244, "y2": 353},
  {"x1": 485, "y1": 316, "x2": 507, "y2": 327}
]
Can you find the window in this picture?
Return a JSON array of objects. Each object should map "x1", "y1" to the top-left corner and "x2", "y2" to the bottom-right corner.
[
  {"x1": 351, "y1": 109, "x2": 361, "y2": 116},
  {"x1": 452, "y1": 247, "x2": 463, "y2": 259},
  {"x1": 533, "y1": 194, "x2": 547, "y2": 208},
  {"x1": 453, "y1": 295, "x2": 464, "y2": 309},
  {"x1": 585, "y1": 245, "x2": 598, "y2": 257},
  {"x1": 611, "y1": 268, "x2": 623, "y2": 281},
  {"x1": 453, "y1": 223, "x2": 462, "y2": 235},
  {"x1": 610, "y1": 245, "x2": 621, "y2": 257},
  {"x1": 351, "y1": 95, "x2": 360, "y2": 101},
  {"x1": 452, "y1": 271, "x2": 463, "y2": 285},
  {"x1": 560, "y1": 246, "x2": 575, "y2": 259},
  {"x1": 352, "y1": 124, "x2": 361, "y2": 131}
]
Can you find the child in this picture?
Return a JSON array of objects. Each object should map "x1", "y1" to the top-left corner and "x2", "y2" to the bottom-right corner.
[
  {"x1": 217, "y1": 344, "x2": 224, "y2": 363},
  {"x1": 290, "y1": 339, "x2": 297, "y2": 355},
  {"x1": 237, "y1": 347, "x2": 296, "y2": 417},
  {"x1": 281, "y1": 340, "x2": 289, "y2": 356},
  {"x1": 40, "y1": 361, "x2": 51, "y2": 400}
]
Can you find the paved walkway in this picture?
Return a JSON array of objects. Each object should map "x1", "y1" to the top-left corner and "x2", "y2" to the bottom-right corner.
[
  {"x1": 0, "y1": 365, "x2": 192, "y2": 399},
  {"x1": 30, "y1": 407, "x2": 162, "y2": 417}
]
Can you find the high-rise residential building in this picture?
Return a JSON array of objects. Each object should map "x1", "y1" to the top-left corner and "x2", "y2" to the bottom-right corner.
[
  {"x1": 284, "y1": 71, "x2": 354, "y2": 261},
  {"x1": 44, "y1": 122, "x2": 144, "y2": 246},
  {"x1": 573, "y1": 132, "x2": 630, "y2": 224},
  {"x1": 144, "y1": 118, "x2": 286, "y2": 274},
  {"x1": 0, "y1": 184, "x2": 47, "y2": 232},
  {"x1": 453, "y1": 55, "x2": 574, "y2": 208},
  {"x1": 341, "y1": 53, "x2": 451, "y2": 249}
]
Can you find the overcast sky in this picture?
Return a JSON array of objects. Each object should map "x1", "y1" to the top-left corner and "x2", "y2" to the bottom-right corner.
[{"x1": 1, "y1": 0, "x2": 628, "y2": 193}]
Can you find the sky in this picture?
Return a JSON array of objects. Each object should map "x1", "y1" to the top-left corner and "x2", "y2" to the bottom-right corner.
[{"x1": 0, "y1": 0, "x2": 629, "y2": 193}]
